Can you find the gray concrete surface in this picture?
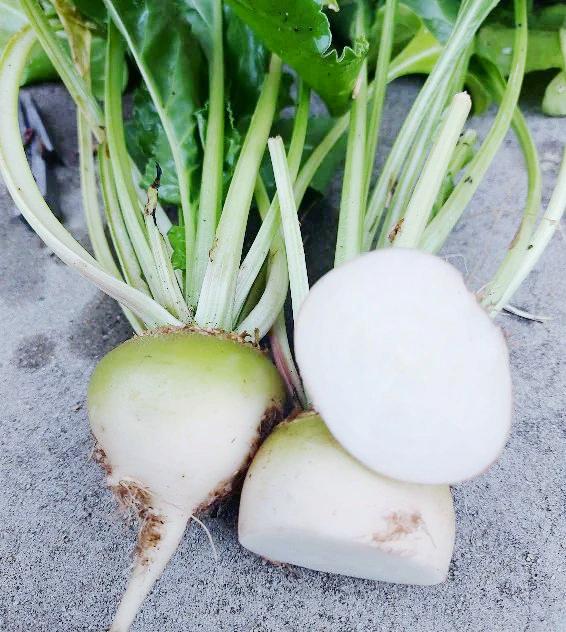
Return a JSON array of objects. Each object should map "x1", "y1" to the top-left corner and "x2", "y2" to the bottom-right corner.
[{"x1": 1, "y1": 80, "x2": 565, "y2": 632}]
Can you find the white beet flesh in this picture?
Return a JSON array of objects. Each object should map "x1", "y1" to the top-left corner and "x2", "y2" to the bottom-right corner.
[
  {"x1": 239, "y1": 414, "x2": 455, "y2": 584},
  {"x1": 295, "y1": 249, "x2": 512, "y2": 485}
]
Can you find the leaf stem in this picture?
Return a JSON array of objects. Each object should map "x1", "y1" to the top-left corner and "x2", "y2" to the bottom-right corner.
[
  {"x1": 98, "y1": 147, "x2": 150, "y2": 297},
  {"x1": 143, "y1": 169, "x2": 192, "y2": 323},
  {"x1": 477, "y1": 60, "x2": 542, "y2": 311},
  {"x1": 334, "y1": 5, "x2": 368, "y2": 267},
  {"x1": 233, "y1": 81, "x2": 310, "y2": 320},
  {"x1": 188, "y1": 0, "x2": 224, "y2": 310},
  {"x1": 363, "y1": 0, "x2": 396, "y2": 204},
  {"x1": 104, "y1": 24, "x2": 166, "y2": 302},
  {"x1": 394, "y1": 92, "x2": 471, "y2": 248},
  {"x1": 484, "y1": 149, "x2": 566, "y2": 315},
  {"x1": 196, "y1": 55, "x2": 282, "y2": 330},
  {"x1": 268, "y1": 137, "x2": 309, "y2": 322},
  {"x1": 375, "y1": 70, "x2": 454, "y2": 246}
]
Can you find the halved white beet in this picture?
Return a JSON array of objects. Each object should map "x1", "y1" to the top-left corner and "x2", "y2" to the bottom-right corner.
[
  {"x1": 239, "y1": 413, "x2": 455, "y2": 584},
  {"x1": 294, "y1": 249, "x2": 512, "y2": 485},
  {"x1": 88, "y1": 329, "x2": 285, "y2": 631}
]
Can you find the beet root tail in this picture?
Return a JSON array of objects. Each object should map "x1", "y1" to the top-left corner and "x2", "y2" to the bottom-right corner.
[{"x1": 110, "y1": 506, "x2": 190, "y2": 632}]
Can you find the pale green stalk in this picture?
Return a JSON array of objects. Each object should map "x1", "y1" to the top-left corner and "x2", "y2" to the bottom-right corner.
[
  {"x1": 56, "y1": 5, "x2": 145, "y2": 334},
  {"x1": 236, "y1": 173, "x2": 288, "y2": 339},
  {"x1": 189, "y1": 0, "x2": 224, "y2": 309},
  {"x1": 131, "y1": 161, "x2": 173, "y2": 239},
  {"x1": 484, "y1": 150, "x2": 566, "y2": 315},
  {"x1": 363, "y1": 0, "x2": 397, "y2": 204},
  {"x1": 268, "y1": 137, "x2": 309, "y2": 322},
  {"x1": 421, "y1": 0, "x2": 528, "y2": 253},
  {"x1": 394, "y1": 92, "x2": 472, "y2": 247},
  {"x1": 375, "y1": 71, "x2": 453, "y2": 246},
  {"x1": 98, "y1": 148, "x2": 150, "y2": 297},
  {"x1": 447, "y1": 129, "x2": 478, "y2": 174},
  {"x1": 335, "y1": 5, "x2": 368, "y2": 267},
  {"x1": 375, "y1": 44, "x2": 471, "y2": 247},
  {"x1": 234, "y1": 111, "x2": 348, "y2": 320},
  {"x1": 143, "y1": 174, "x2": 192, "y2": 323},
  {"x1": 245, "y1": 178, "x2": 307, "y2": 405},
  {"x1": 196, "y1": 55, "x2": 282, "y2": 330},
  {"x1": 233, "y1": 82, "x2": 310, "y2": 319},
  {"x1": 287, "y1": 81, "x2": 311, "y2": 178},
  {"x1": 235, "y1": 249, "x2": 288, "y2": 339},
  {"x1": 431, "y1": 129, "x2": 478, "y2": 217},
  {"x1": 477, "y1": 61, "x2": 542, "y2": 310},
  {"x1": 104, "y1": 24, "x2": 166, "y2": 303}
]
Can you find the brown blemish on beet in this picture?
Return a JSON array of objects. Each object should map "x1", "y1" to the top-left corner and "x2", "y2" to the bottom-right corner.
[
  {"x1": 139, "y1": 325, "x2": 263, "y2": 350},
  {"x1": 110, "y1": 479, "x2": 165, "y2": 565},
  {"x1": 92, "y1": 444, "x2": 112, "y2": 477},
  {"x1": 195, "y1": 402, "x2": 284, "y2": 514},
  {"x1": 372, "y1": 511, "x2": 425, "y2": 544},
  {"x1": 388, "y1": 218, "x2": 404, "y2": 243}
]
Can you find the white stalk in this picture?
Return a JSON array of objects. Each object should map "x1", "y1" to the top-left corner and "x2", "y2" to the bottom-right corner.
[
  {"x1": 98, "y1": 149, "x2": 152, "y2": 298},
  {"x1": 236, "y1": 248, "x2": 288, "y2": 340},
  {"x1": 143, "y1": 172, "x2": 192, "y2": 323},
  {"x1": 79, "y1": 114, "x2": 145, "y2": 335},
  {"x1": 268, "y1": 137, "x2": 309, "y2": 322}
]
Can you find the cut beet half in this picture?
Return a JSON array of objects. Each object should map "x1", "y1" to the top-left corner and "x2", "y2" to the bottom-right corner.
[
  {"x1": 294, "y1": 249, "x2": 512, "y2": 485},
  {"x1": 239, "y1": 413, "x2": 455, "y2": 583}
]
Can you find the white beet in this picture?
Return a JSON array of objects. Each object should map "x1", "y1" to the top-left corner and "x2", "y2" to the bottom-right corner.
[
  {"x1": 88, "y1": 329, "x2": 285, "y2": 631},
  {"x1": 294, "y1": 249, "x2": 512, "y2": 485},
  {"x1": 239, "y1": 413, "x2": 455, "y2": 584}
]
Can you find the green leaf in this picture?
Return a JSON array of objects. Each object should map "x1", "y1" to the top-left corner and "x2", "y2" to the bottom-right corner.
[
  {"x1": 259, "y1": 115, "x2": 347, "y2": 197},
  {"x1": 475, "y1": 25, "x2": 563, "y2": 75},
  {"x1": 70, "y1": 0, "x2": 107, "y2": 25},
  {"x1": 389, "y1": 26, "x2": 443, "y2": 79},
  {"x1": 225, "y1": 0, "x2": 368, "y2": 114},
  {"x1": 126, "y1": 86, "x2": 190, "y2": 206},
  {"x1": 401, "y1": 0, "x2": 460, "y2": 44},
  {"x1": 368, "y1": 3, "x2": 423, "y2": 63},
  {"x1": 182, "y1": 0, "x2": 214, "y2": 58},
  {"x1": 224, "y1": 4, "x2": 269, "y2": 119},
  {"x1": 168, "y1": 224, "x2": 186, "y2": 270}
]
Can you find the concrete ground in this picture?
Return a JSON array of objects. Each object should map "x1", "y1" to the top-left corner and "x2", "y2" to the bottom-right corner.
[{"x1": 0, "y1": 80, "x2": 565, "y2": 632}]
